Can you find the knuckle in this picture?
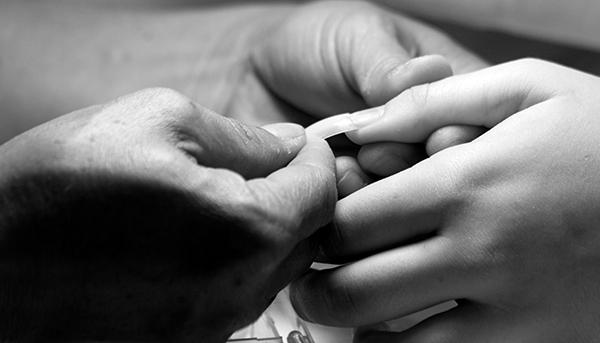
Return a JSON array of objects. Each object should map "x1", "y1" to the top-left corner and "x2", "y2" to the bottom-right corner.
[
  {"x1": 459, "y1": 186, "x2": 548, "y2": 298},
  {"x1": 140, "y1": 87, "x2": 197, "y2": 118},
  {"x1": 109, "y1": 88, "x2": 199, "y2": 131},
  {"x1": 427, "y1": 146, "x2": 477, "y2": 209},
  {"x1": 466, "y1": 227, "x2": 518, "y2": 288},
  {"x1": 144, "y1": 87, "x2": 189, "y2": 105},
  {"x1": 405, "y1": 83, "x2": 432, "y2": 113}
]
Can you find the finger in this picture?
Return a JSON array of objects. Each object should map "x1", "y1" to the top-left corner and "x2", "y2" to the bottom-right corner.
[
  {"x1": 357, "y1": 142, "x2": 426, "y2": 177},
  {"x1": 343, "y1": 52, "x2": 453, "y2": 106},
  {"x1": 291, "y1": 237, "x2": 478, "y2": 326},
  {"x1": 138, "y1": 88, "x2": 309, "y2": 178},
  {"x1": 319, "y1": 150, "x2": 462, "y2": 260},
  {"x1": 245, "y1": 136, "x2": 337, "y2": 242},
  {"x1": 346, "y1": 59, "x2": 562, "y2": 145},
  {"x1": 250, "y1": 3, "x2": 366, "y2": 117},
  {"x1": 425, "y1": 125, "x2": 487, "y2": 156},
  {"x1": 253, "y1": 2, "x2": 452, "y2": 117},
  {"x1": 187, "y1": 111, "x2": 308, "y2": 178},
  {"x1": 334, "y1": 6, "x2": 453, "y2": 106},
  {"x1": 336, "y1": 156, "x2": 371, "y2": 198}
]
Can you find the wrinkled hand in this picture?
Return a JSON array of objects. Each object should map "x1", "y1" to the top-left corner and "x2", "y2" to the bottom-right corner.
[
  {"x1": 291, "y1": 59, "x2": 600, "y2": 342},
  {"x1": 0, "y1": 88, "x2": 336, "y2": 342}
]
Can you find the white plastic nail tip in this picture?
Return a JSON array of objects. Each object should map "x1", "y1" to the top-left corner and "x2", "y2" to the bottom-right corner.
[{"x1": 305, "y1": 106, "x2": 384, "y2": 139}]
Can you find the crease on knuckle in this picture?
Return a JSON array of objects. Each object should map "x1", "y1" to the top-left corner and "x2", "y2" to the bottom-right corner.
[{"x1": 404, "y1": 83, "x2": 433, "y2": 132}]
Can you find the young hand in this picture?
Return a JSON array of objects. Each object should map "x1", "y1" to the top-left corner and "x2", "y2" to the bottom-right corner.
[{"x1": 292, "y1": 59, "x2": 600, "y2": 342}]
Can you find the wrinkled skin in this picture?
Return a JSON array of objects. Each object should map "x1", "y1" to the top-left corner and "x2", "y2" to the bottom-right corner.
[
  {"x1": 292, "y1": 59, "x2": 600, "y2": 343},
  {"x1": 0, "y1": 88, "x2": 336, "y2": 342}
]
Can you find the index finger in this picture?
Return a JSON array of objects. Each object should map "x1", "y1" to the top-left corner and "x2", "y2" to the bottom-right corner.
[{"x1": 346, "y1": 59, "x2": 566, "y2": 145}]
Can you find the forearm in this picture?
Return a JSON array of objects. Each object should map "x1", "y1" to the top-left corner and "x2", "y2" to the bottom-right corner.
[{"x1": 371, "y1": 0, "x2": 600, "y2": 50}]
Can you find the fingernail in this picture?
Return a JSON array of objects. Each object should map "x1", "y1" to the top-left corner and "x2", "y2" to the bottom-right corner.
[
  {"x1": 349, "y1": 106, "x2": 385, "y2": 128},
  {"x1": 262, "y1": 123, "x2": 305, "y2": 139}
]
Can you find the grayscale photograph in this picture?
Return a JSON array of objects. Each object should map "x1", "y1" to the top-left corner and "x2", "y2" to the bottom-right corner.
[{"x1": 1, "y1": 0, "x2": 600, "y2": 342}]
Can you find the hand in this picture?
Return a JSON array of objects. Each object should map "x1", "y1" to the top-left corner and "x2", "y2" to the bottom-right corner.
[
  {"x1": 2, "y1": 1, "x2": 485, "y2": 169},
  {"x1": 251, "y1": 0, "x2": 488, "y2": 196},
  {"x1": 0, "y1": 88, "x2": 336, "y2": 342},
  {"x1": 252, "y1": 0, "x2": 487, "y2": 121},
  {"x1": 290, "y1": 59, "x2": 600, "y2": 342}
]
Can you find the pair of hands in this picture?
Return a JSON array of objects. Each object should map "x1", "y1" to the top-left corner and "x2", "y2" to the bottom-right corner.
[
  {"x1": 0, "y1": 1, "x2": 484, "y2": 341},
  {"x1": 292, "y1": 59, "x2": 600, "y2": 342}
]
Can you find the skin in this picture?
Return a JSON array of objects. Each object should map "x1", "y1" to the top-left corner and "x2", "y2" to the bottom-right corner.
[
  {"x1": 0, "y1": 1, "x2": 492, "y2": 340},
  {"x1": 291, "y1": 58, "x2": 600, "y2": 342},
  {"x1": 0, "y1": 1, "x2": 486, "y2": 145},
  {"x1": 0, "y1": 87, "x2": 338, "y2": 342},
  {"x1": 250, "y1": 0, "x2": 487, "y2": 193}
]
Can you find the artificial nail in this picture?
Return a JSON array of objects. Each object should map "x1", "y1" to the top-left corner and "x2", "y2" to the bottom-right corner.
[{"x1": 349, "y1": 106, "x2": 385, "y2": 128}]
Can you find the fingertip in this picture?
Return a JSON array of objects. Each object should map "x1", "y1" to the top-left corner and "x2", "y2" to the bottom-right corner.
[
  {"x1": 289, "y1": 273, "x2": 315, "y2": 322},
  {"x1": 290, "y1": 268, "x2": 349, "y2": 325},
  {"x1": 336, "y1": 156, "x2": 371, "y2": 198}
]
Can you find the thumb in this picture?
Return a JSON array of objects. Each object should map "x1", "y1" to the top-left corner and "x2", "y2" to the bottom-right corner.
[
  {"x1": 185, "y1": 107, "x2": 307, "y2": 178},
  {"x1": 336, "y1": 10, "x2": 453, "y2": 106}
]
